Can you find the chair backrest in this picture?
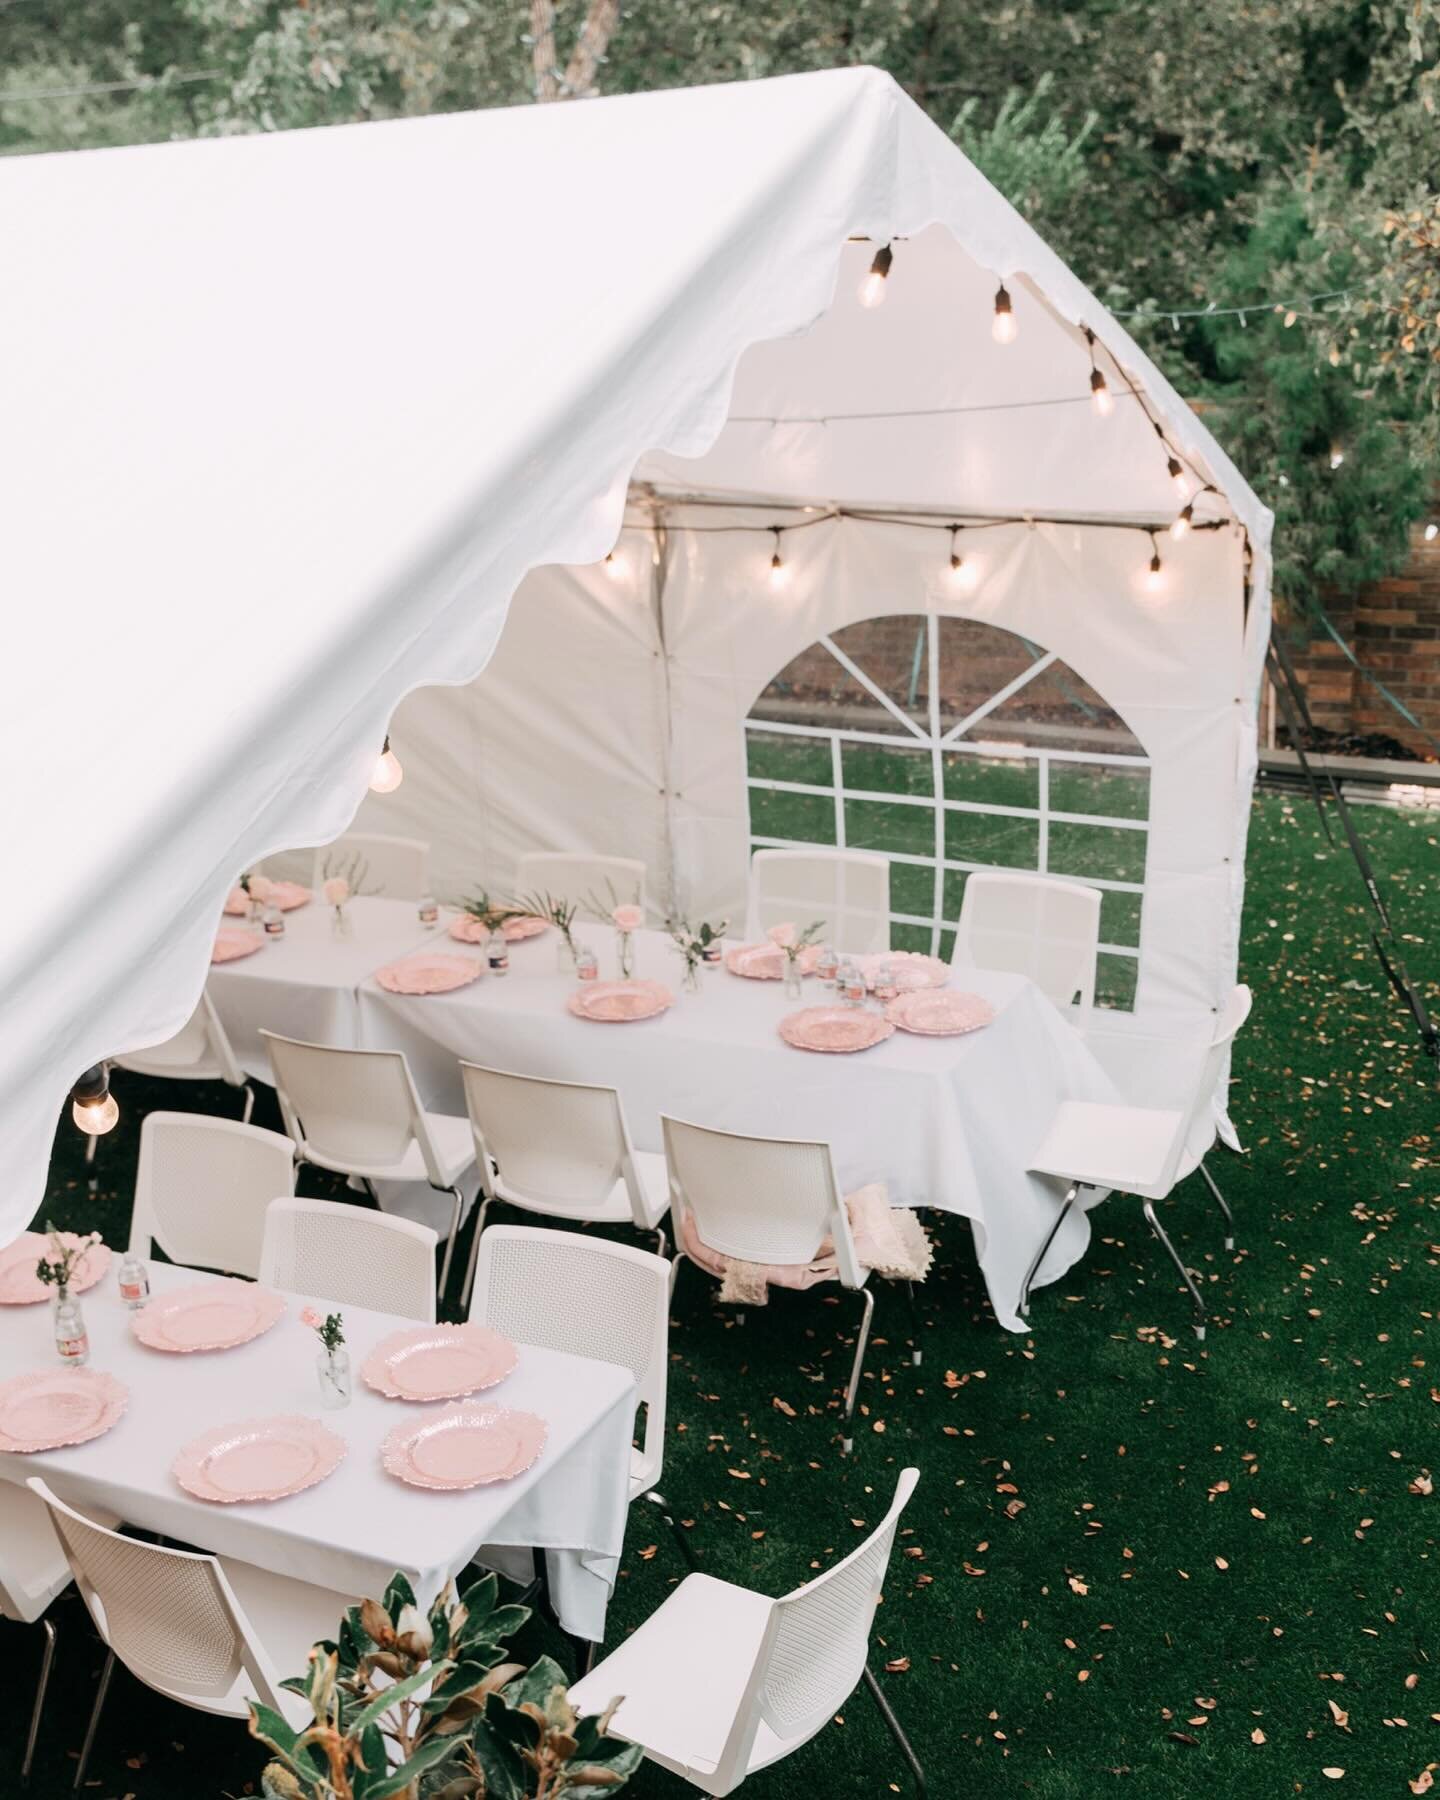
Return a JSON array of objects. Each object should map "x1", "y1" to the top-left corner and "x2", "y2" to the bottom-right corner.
[
  {"x1": 258, "y1": 1196, "x2": 437, "y2": 1321},
  {"x1": 129, "y1": 1111, "x2": 296, "y2": 1279},
  {"x1": 711, "y1": 1468, "x2": 920, "y2": 1786},
  {"x1": 0, "y1": 1481, "x2": 71, "y2": 1624},
  {"x1": 661, "y1": 1114, "x2": 861, "y2": 1286},
  {"x1": 27, "y1": 1477, "x2": 286, "y2": 1714},
  {"x1": 311, "y1": 832, "x2": 430, "y2": 900},
  {"x1": 1173, "y1": 984, "x2": 1253, "y2": 1177},
  {"x1": 468, "y1": 1225, "x2": 669, "y2": 1483},
  {"x1": 745, "y1": 849, "x2": 891, "y2": 955},
  {"x1": 513, "y1": 852, "x2": 647, "y2": 919},
  {"x1": 262, "y1": 1032, "x2": 440, "y2": 1181},
  {"x1": 114, "y1": 989, "x2": 246, "y2": 1086},
  {"x1": 953, "y1": 872, "x2": 1101, "y2": 1021},
  {"x1": 460, "y1": 1063, "x2": 653, "y2": 1226}
]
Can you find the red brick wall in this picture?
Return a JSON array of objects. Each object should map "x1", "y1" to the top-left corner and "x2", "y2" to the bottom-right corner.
[{"x1": 1285, "y1": 512, "x2": 1440, "y2": 759}]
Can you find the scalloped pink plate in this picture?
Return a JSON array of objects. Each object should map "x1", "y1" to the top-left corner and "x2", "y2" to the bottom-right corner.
[
  {"x1": 0, "y1": 1233, "x2": 111, "y2": 1305},
  {"x1": 567, "y1": 979, "x2": 673, "y2": 1023},
  {"x1": 885, "y1": 989, "x2": 996, "y2": 1036},
  {"x1": 449, "y1": 913, "x2": 549, "y2": 944},
  {"x1": 375, "y1": 953, "x2": 484, "y2": 996},
  {"x1": 173, "y1": 1414, "x2": 346, "y2": 1503},
  {"x1": 382, "y1": 1405, "x2": 547, "y2": 1491},
  {"x1": 0, "y1": 1368, "x2": 128, "y2": 1452},
  {"x1": 132, "y1": 1279, "x2": 286, "y2": 1352},
  {"x1": 212, "y1": 927, "x2": 264, "y2": 964},
  {"x1": 779, "y1": 1006, "x2": 896, "y2": 1054},
  {"x1": 225, "y1": 882, "x2": 311, "y2": 915},
  {"x1": 362, "y1": 1324, "x2": 518, "y2": 1402},
  {"x1": 855, "y1": 952, "x2": 950, "y2": 992},
  {"x1": 723, "y1": 943, "x2": 823, "y2": 981}
]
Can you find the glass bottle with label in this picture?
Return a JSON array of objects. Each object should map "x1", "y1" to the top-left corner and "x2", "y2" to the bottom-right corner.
[
  {"x1": 117, "y1": 1252, "x2": 150, "y2": 1310},
  {"x1": 486, "y1": 931, "x2": 510, "y2": 976},
  {"x1": 54, "y1": 1289, "x2": 89, "y2": 1365},
  {"x1": 418, "y1": 893, "x2": 439, "y2": 928}
]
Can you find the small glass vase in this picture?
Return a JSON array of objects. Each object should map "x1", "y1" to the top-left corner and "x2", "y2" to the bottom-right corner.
[
  {"x1": 556, "y1": 934, "x2": 577, "y2": 975},
  {"x1": 617, "y1": 931, "x2": 635, "y2": 979},
  {"x1": 53, "y1": 1287, "x2": 90, "y2": 1366},
  {"x1": 331, "y1": 904, "x2": 353, "y2": 940},
  {"x1": 682, "y1": 957, "x2": 702, "y2": 995},
  {"x1": 783, "y1": 961, "x2": 804, "y2": 1001},
  {"x1": 317, "y1": 1346, "x2": 351, "y2": 1409}
]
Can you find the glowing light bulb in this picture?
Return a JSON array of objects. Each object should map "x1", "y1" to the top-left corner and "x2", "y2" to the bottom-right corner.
[
  {"x1": 1425, "y1": 522, "x2": 1438, "y2": 542},
  {"x1": 949, "y1": 553, "x2": 980, "y2": 594},
  {"x1": 1144, "y1": 551, "x2": 1165, "y2": 594},
  {"x1": 603, "y1": 549, "x2": 627, "y2": 582},
  {"x1": 370, "y1": 736, "x2": 403, "y2": 794},
  {"x1": 1164, "y1": 454, "x2": 1193, "y2": 500},
  {"x1": 1170, "y1": 502, "x2": 1194, "y2": 541},
  {"x1": 1090, "y1": 368, "x2": 1114, "y2": 416},
  {"x1": 1329, "y1": 444, "x2": 1345, "y2": 470},
  {"x1": 992, "y1": 283, "x2": 1016, "y2": 345},
  {"x1": 858, "y1": 243, "x2": 893, "y2": 309},
  {"x1": 73, "y1": 1092, "x2": 119, "y2": 1136},
  {"x1": 769, "y1": 551, "x2": 791, "y2": 591}
]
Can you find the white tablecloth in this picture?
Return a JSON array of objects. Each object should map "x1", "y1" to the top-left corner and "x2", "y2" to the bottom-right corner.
[
  {"x1": 0, "y1": 1262, "x2": 636, "y2": 1639},
  {"x1": 208, "y1": 896, "x2": 444, "y2": 1081},
  {"x1": 357, "y1": 924, "x2": 1120, "y2": 1331}
]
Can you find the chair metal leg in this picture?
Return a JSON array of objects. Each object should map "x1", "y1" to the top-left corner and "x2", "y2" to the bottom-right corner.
[
  {"x1": 841, "y1": 1286, "x2": 876, "y2": 1455},
  {"x1": 862, "y1": 1664, "x2": 926, "y2": 1797},
  {"x1": 459, "y1": 1197, "x2": 492, "y2": 1314},
  {"x1": 641, "y1": 1488, "x2": 700, "y2": 1572},
  {"x1": 581, "y1": 1637, "x2": 597, "y2": 1676},
  {"x1": 433, "y1": 1185, "x2": 462, "y2": 1299},
  {"x1": 1142, "y1": 1197, "x2": 1207, "y2": 1340},
  {"x1": 650, "y1": 1225, "x2": 668, "y2": 1260},
  {"x1": 21, "y1": 1617, "x2": 57, "y2": 1786},
  {"x1": 1020, "y1": 1184, "x2": 1077, "y2": 1319},
  {"x1": 73, "y1": 1648, "x2": 114, "y2": 1791},
  {"x1": 1197, "y1": 1160, "x2": 1235, "y2": 1250},
  {"x1": 903, "y1": 1280, "x2": 922, "y2": 1366},
  {"x1": 239, "y1": 1081, "x2": 256, "y2": 1126}
]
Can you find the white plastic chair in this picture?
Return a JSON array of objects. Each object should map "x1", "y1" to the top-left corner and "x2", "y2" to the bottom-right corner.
[
  {"x1": 745, "y1": 848, "x2": 891, "y2": 955},
  {"x1": 951, "y1": 872, "x2": 1102, "y2": 1025},
  {"x1": 28, "y1": 1478, "x2": 359, "y2": 1792},
  {"x1": 261, "y1": 1030, "x2": 473, "y2": 1297},
  {"x1": 0, "y1": 1483, "x2": 73, "y2": 1783},
  {"x1": 259, "y1": 1196, "x2": 438, "y2": 1323},
  {"x1": 468, "y1": 1224, "x2": 673, "y2": 1503},
  {"x1": 569, "y1": 1467, "x2": 924, "y2": 1797},
  {"x1": 457, "y1": 1063, "x2": 669, "y2": 1309},
  {"x1": 128, "y1": 1111, "x2": 296, "y2": 1280},
  {"x1": 513, "y1": 852, "x2": 647, "y2": 917},
  {"x1": 663, "y1": 1115, "x2": 892, "y2": 1454},
  {"x1": 311, "y1": 831, "x2": 430, "y2": 900},
  {"x1": 111, "y1": 989, "x2": 255, "y2": 1120},
  {"x1": 1023, "y1": 984, "x2": 1253, "y2": 1338}
]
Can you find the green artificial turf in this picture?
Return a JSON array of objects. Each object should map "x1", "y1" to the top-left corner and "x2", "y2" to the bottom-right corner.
[{"x1": 4, "y1": 789, "x2": 1438, "y2": 1798}]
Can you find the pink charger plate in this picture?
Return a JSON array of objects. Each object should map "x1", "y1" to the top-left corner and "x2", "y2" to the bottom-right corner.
[
  {"x1": 449, "y1": 913, "x2": 549, "y2": 944},
  {"x1": 723, "y1": 943, "x2": 823, "y2": 981},
  {"x1": 0, "y1": 1367, "x2": 128, "y2": 1453},
  {"x1": 381, "y1": 1404, "x2": 547, "y2": 1491},
  {"x1": 885, "y1": 989, "x2": 996, "y2": 1036},
  {"x1": 132, "y1": 1279, "x2": 286, "y2": 1353},
  {"x1": 0, "y1": 1233, "x2": 111, "y2": 1305},
  {"x1": 172, "y1": 1414, "x2": 346, "y2": 1503},
  {"x1": 375, "y1": 953, "x2": 484, "y2": 996},
  {"x1": 567, "y1": 979, "x2": 673, "y2": 1023},
  {"x1": 224, "y1": 882, "x2": 311, "y2": 915},
  {"x1": 855, "y1": 951, "x2": 951, "y2": 992},
  {"x1": 362, "y1": 1324, "x2": 518, "y2": 1402},
  {"x1": 778, "y1": 1005, "x2": 896, "y2": 1055},
  {"x1": 212, "y1": 927, "x2": 264, "y2": 964}
]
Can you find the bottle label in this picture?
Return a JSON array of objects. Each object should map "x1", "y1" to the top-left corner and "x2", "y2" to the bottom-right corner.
[
  {"x1": 58, "y1": 1334, "x2": 88, "y2": 1360},
  {"x1": 120, "y1": 1279, "x2": 147, "y2": 1302}
]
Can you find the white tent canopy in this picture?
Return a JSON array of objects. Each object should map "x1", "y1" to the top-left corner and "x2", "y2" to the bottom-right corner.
[{"x1": 0, "y1": 66, "x2": 1271, "y2": 1233}]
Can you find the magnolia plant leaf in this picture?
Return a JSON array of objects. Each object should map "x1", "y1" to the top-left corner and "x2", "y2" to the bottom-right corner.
[
  {"x1": 382, "y1": 1572, "x2": 419, "y2": 1622},
  {"x1": 362, "y1": 1732, "x2": 462, "y2": 1800},
  {"x1": 248, "y1": 1703, "x2": 326, "y2": 1782},
  {"x1": 500, "y1": 1654, "x2": 573, "y2": 1713},
  {"x1": 350, "y1": 1660, "x2": 454, "y2": 1738}
]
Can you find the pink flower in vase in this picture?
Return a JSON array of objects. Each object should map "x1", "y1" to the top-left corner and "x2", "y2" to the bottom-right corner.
[
  {"x1": 322, "y1": 877, "x2": 350, "y2": 907},
  {"x1": 612, "y1": 904, "x2": 644, "y2": 932},
  {"x1": 299, "y1": 1306, "x2": 322, "y2": 1329},
  {"x1": 766, "y1": 922, "x2": 797, "y2": 950},
  {"x1": 247, "y1": 875, "x2": 276, "y2": 905}
]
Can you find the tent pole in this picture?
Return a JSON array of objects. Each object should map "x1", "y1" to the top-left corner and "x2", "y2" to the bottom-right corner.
[{"x1": 644, "y1": 493, "x2": 680, "y2": 923}]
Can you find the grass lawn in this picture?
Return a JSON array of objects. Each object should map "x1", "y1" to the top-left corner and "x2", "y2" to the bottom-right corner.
[{"x1": 5, "y1": 789, "x2": 1438, "y2": 1799}]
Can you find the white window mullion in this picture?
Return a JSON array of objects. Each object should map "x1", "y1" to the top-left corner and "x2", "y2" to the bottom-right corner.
[
  {"x1": 1037, "y1": 752, "x2": 1050, "y2": 874},
  {"x1": 939, "y1": 651, "x2": 1057, "y2": 745},
  {"x1": 831, "y1": 735, "x2": 846, "y2": 851},
  {"x1": 820, "y1": 636, "x2": 930, "y2": 742},
  {"x1": 927, "y1": 612, "x2": 944, "y2": 956}
]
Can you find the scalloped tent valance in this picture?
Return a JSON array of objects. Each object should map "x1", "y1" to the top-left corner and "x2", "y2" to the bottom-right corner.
[{"x1": 0, "y1": 66, "x2": 1271, "y2": 1231}]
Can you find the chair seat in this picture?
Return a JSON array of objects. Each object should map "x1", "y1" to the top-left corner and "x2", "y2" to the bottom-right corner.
[
  {"x1": 219, "y1": 1559, "x2": 362, "y2": 1728},
  {"x1": 305, "y1": 1110, "x2": 475, "y2": 1188},
  {"x1": 113, "y1": 1048, "x2": 232, "y2": 1082},
  {"x1": 570, "y1": 1572, "x2": 786, "y2": 1792},
  {"x1": 1029, "y1": 1100, "x2": 1186, "y2": 1200},
  {"x1": 495, "y1": 1148, "x2": 669, "y2": 1230}
]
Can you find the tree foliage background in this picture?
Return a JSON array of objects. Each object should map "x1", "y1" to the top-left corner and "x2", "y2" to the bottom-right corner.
[{"x1": 3, "y1": 0, "x2": 1438, "y2": 611}]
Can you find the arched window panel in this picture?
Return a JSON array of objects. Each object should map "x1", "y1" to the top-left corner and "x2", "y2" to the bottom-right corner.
[{"x1": 744, "y1": 613, "x2": 1151, "y2": 1011}]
